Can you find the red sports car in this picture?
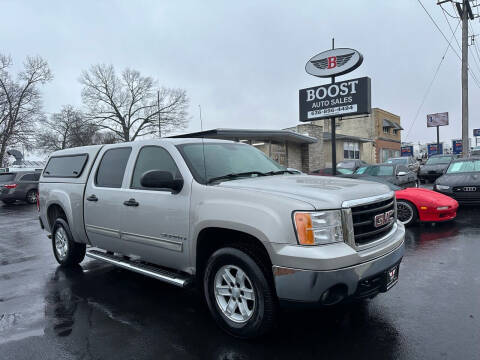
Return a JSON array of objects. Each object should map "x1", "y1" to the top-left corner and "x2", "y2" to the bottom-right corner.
[
  {"x1": 395, "y1": 187, "x2": 458, "y2": 226},
  {"x1": 359, "y1": 176, "x2": 458, "y2": 226}
]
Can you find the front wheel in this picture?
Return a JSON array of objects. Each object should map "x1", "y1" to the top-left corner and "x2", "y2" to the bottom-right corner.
[
  {"x1": 397, "y1": 200, "x2": 418, "y2": 226},
  {"x1": 203, "y1": 246, "x2": 277, "y2": 338},
  {"x1": 52, "y1": 218, "x2": 86, "y2": 266}
]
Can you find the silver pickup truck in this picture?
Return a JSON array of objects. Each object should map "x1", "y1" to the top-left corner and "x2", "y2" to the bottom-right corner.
[{"x1": 38, "y1": 139, "x2": 405, "y2": 338}]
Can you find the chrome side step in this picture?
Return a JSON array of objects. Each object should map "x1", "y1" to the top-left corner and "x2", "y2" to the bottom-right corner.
[{"x1": 86, "y1": 249, "x2": 192, "y2": 288}]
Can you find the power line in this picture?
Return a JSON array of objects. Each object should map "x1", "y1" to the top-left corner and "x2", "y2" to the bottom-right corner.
[
  {"x1": 418, "y1": 0, "x2": 480, "y2": 89},
  {"x1": 405, "y1": 20, "x2": 461, "y2": 141},
  {"x1": 417, "y1": 0, "x2": 462, "y2": 61}
]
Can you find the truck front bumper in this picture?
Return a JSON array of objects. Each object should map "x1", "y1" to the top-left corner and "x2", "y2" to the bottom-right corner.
[{"x1": 273, "y1": 239, "x2": 405, "y2": 305}]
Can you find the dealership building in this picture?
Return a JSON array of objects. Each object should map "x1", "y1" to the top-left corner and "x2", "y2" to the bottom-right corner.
[{"x1": 172, "y1": 107, "x2": 402, "y2": 172}]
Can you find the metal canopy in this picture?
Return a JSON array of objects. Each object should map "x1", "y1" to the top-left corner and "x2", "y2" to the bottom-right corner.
[
  {"x1": 382, "y1": 119, "x2": 403, "y2": 130},
  {"x1": 170, "y1": 128, "x2": 318, "y2": 144}
]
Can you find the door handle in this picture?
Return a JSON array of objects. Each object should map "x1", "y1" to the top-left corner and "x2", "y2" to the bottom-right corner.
[
  {"x1": 123, "y1": 198, "x2": 139, "y2": 207},
  {"x1": 86, "y1": 194, "x2": 98, "y2": 202}
]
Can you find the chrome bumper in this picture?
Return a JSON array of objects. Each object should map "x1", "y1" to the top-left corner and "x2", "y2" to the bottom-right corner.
[{"x1": 273, "y1": 239, "x2": 405, "y2": 303}]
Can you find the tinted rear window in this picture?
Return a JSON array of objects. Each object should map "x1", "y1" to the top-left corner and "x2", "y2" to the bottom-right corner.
[
  {"x1": 20, "y1": 173, "x2": 40, "y2": 181},
  {"x1": 0, "y1": 173, "x2": 15, "y2": 182},
  {"x1": 44, "y1": 155, "x2": 88, "y2": 177},
  {"x1": 95, "y1": 148, "x2": 132, "y2": 188}
]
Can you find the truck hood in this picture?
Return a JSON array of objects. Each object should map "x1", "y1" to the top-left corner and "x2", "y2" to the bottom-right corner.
[{"x1": 217, "y1": 175, "x2": 393, "y2": 209}]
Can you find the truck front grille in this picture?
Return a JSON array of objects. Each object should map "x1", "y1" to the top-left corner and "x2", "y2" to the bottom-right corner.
[{"x1": 351, "y1": 197, "x2": 396, "y2": 246}]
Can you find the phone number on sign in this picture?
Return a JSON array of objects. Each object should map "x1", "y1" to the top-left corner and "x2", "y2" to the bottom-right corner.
[{"x1": 307, "y1": 104, "x2": 357, "y2": 119}]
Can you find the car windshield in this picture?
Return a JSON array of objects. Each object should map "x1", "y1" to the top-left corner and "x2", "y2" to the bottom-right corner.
[
  {"x1": 177, "y1": 142, "x2": 286, "y2": 184},
  {"x1": 0, "y1": 173, "x2": 15, "y2": 182},
  {"x1": 426, "y1": 156, "x2": 451, "y2": 165},
  {"x1": 355, "y1": 165, "x2": 394, "y2": 176},
  {"x1": 386, "y1": 158, "x2": 407, "y2": 165},
  {"x1": 447, "y1": 160, "x2": 480, "y2": 174}
]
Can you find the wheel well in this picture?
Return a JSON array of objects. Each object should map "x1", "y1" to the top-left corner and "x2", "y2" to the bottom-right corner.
[
  {"x1": 47, "y1": 204, "x2": 67, "y2": 229},
  {"x1": 196, "y1": 227, "x2": 273, "y2": 283}
]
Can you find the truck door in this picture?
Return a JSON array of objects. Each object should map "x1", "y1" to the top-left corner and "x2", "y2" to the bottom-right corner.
[
  {"x1": 84, "y1": 146, "x2": 132, "y2": 251},
  {"x1": 119, "y1": 144, "x2": 190, "y2": 271}
]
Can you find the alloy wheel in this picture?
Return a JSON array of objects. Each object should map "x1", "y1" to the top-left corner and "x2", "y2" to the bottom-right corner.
[
  {"x1": 397, "y1": 201, "x2": 414, "y2": 224},
  {"x1": 214, "y1": 265, "x2": 256, "y2": 323},
  {"x1": 55, "y1": 226, "x2": 69, "y2": 260}
]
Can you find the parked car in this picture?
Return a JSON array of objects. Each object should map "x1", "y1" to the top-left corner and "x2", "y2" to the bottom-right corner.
[
  {"x1": 418, "y1": 154, "x2": 455, "y2": 183},
  {"x1": 337, "y1": 159, "x2": 369, "y2": 172},
  {"x1": 310, "y1": 167, "x2": 354, "y2": 176},
  {"x1": 352, "y1": 164, "x2": 418, "y2": 188},
  {"x1": 359, "y1": 176, "x2": 458, "y2": 226},
  {"x1": 38, "y1": 139, "x2": 405, "y2": 338},
  {"x1": 434, "y1": 157, "x2": 480, "y2": 204},
  {"x1": 386, "y1": 156, "x2": 420, "y2": 173},
  {"x1": 0, "y1": 171, "x2": 40, "y2": 204},
  {"x1": 470, "y1": 146, "x2": 480, "y2": 156}
]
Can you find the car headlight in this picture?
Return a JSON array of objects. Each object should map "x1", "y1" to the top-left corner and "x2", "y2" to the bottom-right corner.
[
  {"x1": 293, "y1": 210, "x2": 343, "y2": 245},
  {"x1": 436, "y1": 184, "x2": 450, "y2": 190}
]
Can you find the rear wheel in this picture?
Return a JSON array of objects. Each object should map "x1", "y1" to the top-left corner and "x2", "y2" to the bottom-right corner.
[
  {"x1": 397, "y1": 200, "x2": 418, "y2": 226},
  {"x1": 52, "y1": 218, "x2": 86, "y2": 266},
  {"x1": 203, "y1": 246, "x2": 277, "y2": 338},
  {"x1": 25, "y1": 189, "x2": 37, "y2": 204}
]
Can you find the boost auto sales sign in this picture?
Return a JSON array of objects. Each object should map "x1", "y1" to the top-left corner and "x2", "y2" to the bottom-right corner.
[{"x1": 299, "y1": 76, "x2": 371, "y2": 122}]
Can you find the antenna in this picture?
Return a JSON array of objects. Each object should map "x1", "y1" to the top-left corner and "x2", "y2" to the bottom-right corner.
[{"x1": 199, "y1": 104, "x2": 203, "y2": 131}]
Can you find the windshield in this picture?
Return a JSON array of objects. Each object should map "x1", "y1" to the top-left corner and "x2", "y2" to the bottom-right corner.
[
  {"x1": 177, "y1": 142, "x2": 285, "y2": 184},
  {"x1": 355, "y1": 165, "x2": 394, "y2": 176},
  {"x1": 0, "y1": 173, "x2": 15, "y2": 182},
  {"x1": 386, "y1": 158, "x2": 407, "y2": 165},
  {"x1": 447, "y1": 160, "x2": 480, "y2": 174},
  {"x1": 426, "y1": 156, "x2": 451, "y2": 165}
]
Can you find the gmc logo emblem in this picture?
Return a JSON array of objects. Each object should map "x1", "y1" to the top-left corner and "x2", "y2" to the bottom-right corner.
[
  {"x1": 464, "y1": 187, "x2": 477, "y2": 192},
  {"x1": 374, "y1": 210, "x2": 394, "y2": 228}
]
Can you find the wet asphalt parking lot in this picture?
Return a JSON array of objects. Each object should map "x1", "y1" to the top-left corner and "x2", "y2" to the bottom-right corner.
[{"x1": 1, "y1": 200, "x2": 480, "y2": 360}]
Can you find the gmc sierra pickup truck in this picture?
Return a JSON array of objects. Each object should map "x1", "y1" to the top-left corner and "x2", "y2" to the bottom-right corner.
[{"x1": 38, "y1": 139, "x2": 405, "y2": 338}]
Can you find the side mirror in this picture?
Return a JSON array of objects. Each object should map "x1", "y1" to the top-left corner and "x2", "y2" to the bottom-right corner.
[
  {"x1": 397, "y1": 171, "x2": 408, "y2": 176},
  {"x1": 140, "y1": 170, "x2": 183, "y2": 193}
]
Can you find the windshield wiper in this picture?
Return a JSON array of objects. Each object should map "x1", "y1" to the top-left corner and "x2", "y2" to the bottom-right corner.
[
  {"x1": 263, "y1": 170, "x2": 295, "y2": 176},
  {"x1": 207, "y1": 171, "x2": 268, "y2": 184}
]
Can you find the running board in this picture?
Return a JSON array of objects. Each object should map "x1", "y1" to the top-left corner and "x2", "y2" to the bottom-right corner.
[{"x1": 86, "y1": 249, "x2": 192, "y2": 288}]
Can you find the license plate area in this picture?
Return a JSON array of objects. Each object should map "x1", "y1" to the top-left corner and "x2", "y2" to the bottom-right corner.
[{"x1": 384, "y1": 264, "x2": 400, "y2": 290}]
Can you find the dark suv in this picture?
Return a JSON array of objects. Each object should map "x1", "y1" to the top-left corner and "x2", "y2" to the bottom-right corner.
[{"x1": 0, "y1": 171, "x2": 40, "y2": 205}]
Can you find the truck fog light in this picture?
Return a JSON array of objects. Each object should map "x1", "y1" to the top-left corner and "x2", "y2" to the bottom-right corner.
[{"x1": 293, "y1": 210, "x2": 343, "y2": 246}]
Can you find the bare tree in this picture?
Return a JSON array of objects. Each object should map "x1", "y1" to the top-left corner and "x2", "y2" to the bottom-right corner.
[
  {"x1": 36, "y1": 105, "x2": 101, "y2": 152},
  {"x1": 0, "y1": 54, "x2": 52, "y2": 166},
  {"x1": 80, "y1": 64, "x2": 189, "y2": 142}
]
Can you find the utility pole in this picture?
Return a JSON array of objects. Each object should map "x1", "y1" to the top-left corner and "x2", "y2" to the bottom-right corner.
[
  {"x1": 446, "y1": 0, "x2": 475, "y2": 156},
  {"x1": 460, "y1": 0, "x2": 470, "y2": 156},
  {"x1": 157, "y1": 90, "x2": 161, "y2": 138}
]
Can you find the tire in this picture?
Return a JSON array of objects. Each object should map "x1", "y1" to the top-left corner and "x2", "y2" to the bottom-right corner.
[
  {"x1": 52, "y1": 218, "x2": 86, "y2": 266},
  {"x1": 25, "y1": 189, "x2": 37, "y2": 204},
  {"x1": 397, "y1": 200, "x2": 418, "y2": 227},
  {"x1": 203, "y1": 246, "x2": 277, "y2": 338},
  {"x1": 2, "y1": 199, "x2": 15, "y2": 205}
]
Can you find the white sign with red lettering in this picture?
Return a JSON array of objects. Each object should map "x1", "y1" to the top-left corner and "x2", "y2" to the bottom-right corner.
[{"x1": 305, "y1": 48, "x2": 363, "y2": 78}]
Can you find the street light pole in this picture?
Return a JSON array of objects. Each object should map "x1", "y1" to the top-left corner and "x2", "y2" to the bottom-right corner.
[{"x1": 331, "y1": 38, "x2": 337, "y2": 175}]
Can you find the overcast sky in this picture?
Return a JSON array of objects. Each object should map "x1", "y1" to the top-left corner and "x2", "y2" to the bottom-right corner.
[{"x1": 1, "y1": 0, "x2": 479, "y2": 149}]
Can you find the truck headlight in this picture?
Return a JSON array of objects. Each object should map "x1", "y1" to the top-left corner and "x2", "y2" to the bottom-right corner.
[
  {"x1": 436, "y1": 184, "x2": 450, "y2": 190},
  {"x1": 293, "y1": 210, "x2": 343, "y2": 246}
]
